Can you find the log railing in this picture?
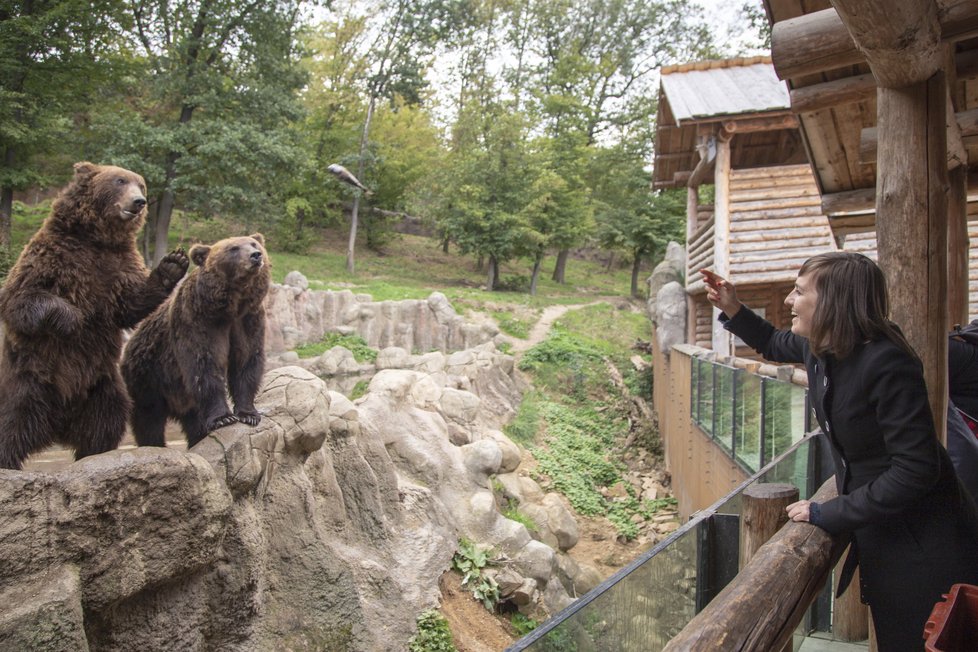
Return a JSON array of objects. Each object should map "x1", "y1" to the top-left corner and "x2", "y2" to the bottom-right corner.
[{"x1": 505, "y1": 434, "x2": 839, "y2": 652}]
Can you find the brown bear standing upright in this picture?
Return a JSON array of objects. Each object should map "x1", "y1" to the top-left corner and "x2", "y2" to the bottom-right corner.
[
  {"x1": 0, "y1": 162, "x2": 189, "y2": 469},
  {"x1": 121, "y1": 234, "x2": 270, "y2": 448}
]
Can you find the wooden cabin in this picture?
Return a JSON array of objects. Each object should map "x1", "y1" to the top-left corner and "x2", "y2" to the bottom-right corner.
[
  {"x1": 653, "y1": 57, "x2": 837, "y2": 359},
  {"x1": 762, "y1": 0, "x2": 978, "y2": 440}
]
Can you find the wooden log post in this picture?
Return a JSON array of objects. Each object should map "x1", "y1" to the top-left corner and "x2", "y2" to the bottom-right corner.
[
  {"x1": 833, "y1": 558, "x2": 870, "y2": 642},
  {"x1": 711, "y1": 134, "x2": 732, "y2": 356},
  {"x1": 739, "y1": 483, "x2": 798, "y2": 570},
  {"x1": 663, "y1": 480, "x2": 846, "y2": 652},
  {"x1": 876, "y1": 73, "x2": 949, "y2": 444},
  {"x1": 948, "y1": 164, "x2": 970, "y2": 328}
]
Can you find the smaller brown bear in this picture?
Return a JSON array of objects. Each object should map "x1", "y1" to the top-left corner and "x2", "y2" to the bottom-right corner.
[{"x1": 121, "y1": 234, "x2": 270, "y2": 448}]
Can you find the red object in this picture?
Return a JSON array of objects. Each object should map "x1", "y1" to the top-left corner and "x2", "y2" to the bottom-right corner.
[{"x1": 924, "y1": 584, "x2": 978, "y2": 651}]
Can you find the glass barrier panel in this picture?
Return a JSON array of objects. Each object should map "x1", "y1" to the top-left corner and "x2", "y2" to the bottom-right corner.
[
  {"x1": 512, "y1": 437, "x2": 823, "y2": 652},
  {"x1": 734, "y1": 372, "x2": 763, "y2": 472},
  {"x1": 764, "y1": 380, "x2": 808, "y2": 462},
  {"x1": 714, "y1": 365, "x2": 736, "y2": 452},
  {"x1": 698, "y1": 360, "x2": 714, "y2": 436}
]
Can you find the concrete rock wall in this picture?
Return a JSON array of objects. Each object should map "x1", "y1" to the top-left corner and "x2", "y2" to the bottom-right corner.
[
  {"x1": 0, "y1": 344, "x2": 597, "y2": 651},
  {"x1": 264, "y1": 274, "x2": 499, "y2": 354}
]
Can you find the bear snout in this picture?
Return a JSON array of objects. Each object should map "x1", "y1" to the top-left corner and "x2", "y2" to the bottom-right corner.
[{"x1": 249, "y1": 250, "x2": 263, "y2": 266}]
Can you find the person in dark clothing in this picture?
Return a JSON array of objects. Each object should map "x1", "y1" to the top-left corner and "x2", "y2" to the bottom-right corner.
[
  {"x1": 949, "y1": 336, "x2": 978, "y2": 428},
  {"x1": 701, "y1": 253, "x2": 978, "y2": 652}
]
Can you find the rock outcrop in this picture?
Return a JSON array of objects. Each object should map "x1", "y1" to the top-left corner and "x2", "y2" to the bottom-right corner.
[
  {"x1": 0, "y1": 343, "x2": 596, "y2": 650},
  {"x1": 264, "y1": 280, "x2": 499, "y2": 355}
]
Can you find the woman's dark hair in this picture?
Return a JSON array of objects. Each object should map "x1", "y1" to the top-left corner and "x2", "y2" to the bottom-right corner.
[{"x1": 799, "y1": 252, "x2": 917, "y2": 359}]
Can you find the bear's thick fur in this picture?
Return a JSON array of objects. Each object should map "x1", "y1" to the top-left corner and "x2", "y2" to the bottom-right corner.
[
  {"x1": 122, "y1": 234, "x2": 270, "y2": 447},
  {"x1": 0, "y1": 162, "x2": 188, "y2": 469}
]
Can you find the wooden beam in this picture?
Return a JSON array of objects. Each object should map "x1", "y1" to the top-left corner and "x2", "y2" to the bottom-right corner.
[
  {"x1": 821, "y1": 187, "x2": 876, "y2": 214},
  {"x1": 831, "y1": 0, "x2": 942, "y2": 88},
  {"x1": 958, "y1": 108, "x2": 978, "y2": 137},
  {"x1": 712, "y1": 137, "x2": 732, "y2": 356},
  {"x1": 860, "y1": 95, "x2": 967, "y2": 168},
  {"x1": 789, "y1": 73, "x2": 876, "y2": 114},
  {"x1": 687, "y1": 136, "x2": 717, "y2": 188},
  {"x1": 877, "y1": 72, "x2": 949, "y2": 445},
  {"x1": 771, "y1": 9, "x2": 862, "y2": 81},
  {"x1": 772, "y1": 3, "x2": 978, "y2": 83},
  {"x1": 721, "y1": 114, "x2": 799, "y2": 135},
  {"x1": 662, "y1": 480, "x2": 845, "y2": 652},
  {"x1": 828, "y1": 213, "x2": 876, "y2": 235},
  {"x1": 949, "y1": 165, "x2": 970, "y2": 327}
]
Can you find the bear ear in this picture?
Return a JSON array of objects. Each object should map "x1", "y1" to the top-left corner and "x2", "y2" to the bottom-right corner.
[
  {"x1": 249, "y1": 233, "x2": 265, "y2": 246},
  {"x1": 190, "y1": 244, "x2": 211, "y2": 267},
  {"x1": 73, "y1": 161, "x2": 96, "y2": 177}
]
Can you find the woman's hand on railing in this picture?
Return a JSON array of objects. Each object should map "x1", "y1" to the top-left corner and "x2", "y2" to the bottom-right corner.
[
  {"x1": 787, "y1": 499, "x2": 812, "y2": 522},
  {"x1": 700, "y1": 269, "x2": 742, "y2": 318}
]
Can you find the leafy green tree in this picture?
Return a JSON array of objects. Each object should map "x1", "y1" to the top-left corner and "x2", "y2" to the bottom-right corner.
[
  {"x1": 519, "y1": 167, "x2": 591, "y2": 295},
  {"x1": 436, "y1": 104, "x2": 535, "y2": 290},
  {"x1": 86, "y1": 0, "x2": 318, "y2": 263},
  {"x1": 594, "y1": 149, "x2": 685, "y2": 297},
  {"x1": 336, "y1": 0, "x2": 474, "y2": 273},
  {"x1": 0, "y1": 0, "x2": 126, "y2": 249},
  {"x1": 525, "y1": 0, "x2": 715, "y2": 283}
]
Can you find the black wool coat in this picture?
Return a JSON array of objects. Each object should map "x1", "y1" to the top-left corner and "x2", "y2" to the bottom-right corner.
[{"x1": 722, "y1": 308, "x2": 978, "y2": 652}]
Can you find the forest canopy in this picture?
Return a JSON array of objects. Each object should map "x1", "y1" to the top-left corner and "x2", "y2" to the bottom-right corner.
[{"x1": 0, "y1": 0, "x2": 766, "y2": 294}]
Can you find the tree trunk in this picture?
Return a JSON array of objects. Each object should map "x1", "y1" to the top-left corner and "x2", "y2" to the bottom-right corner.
[
  {"x1": 486, "y1": 255, "x2": 497, "y2": 291},
  {"x1": 1, "y1": 147, "x2": 14, "y2": 249},
  {"x1": 347, "y1": 96, "x2": 377, "y2": 274},
  {"x1": 605, "y1": 251, "x2": 615, "y2": 271},
  {"x1": 152, "y1": 105, "x2": 194, "y2": 265},
  {"x1": 529, "y1": 249, "x2": 543, "y2": 295},
  {"x1": 441, "y1": 235, "x2": 449, "y2": 253},
  {"x1": 631, "y1": 250, "x2": 643, "y2": 298},
  {"x1": 552, "y1": 248, "x2": 569, "y2": 283},
  {"x1": 476, "y1": 254, "x2": 484, "y2": 272},
  {"x1": 0, "y1": 187, "x2": 12, "y2": 251}
]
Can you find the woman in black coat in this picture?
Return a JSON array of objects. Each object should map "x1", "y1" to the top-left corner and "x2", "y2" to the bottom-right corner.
[{"x1": 702, "y1": 253, "x2": 978, "y2": 651}]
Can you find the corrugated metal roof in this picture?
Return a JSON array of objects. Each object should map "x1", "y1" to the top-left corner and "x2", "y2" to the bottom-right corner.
[{"x1": 661, "y1": 61, "x2": 790, "y2": 124}]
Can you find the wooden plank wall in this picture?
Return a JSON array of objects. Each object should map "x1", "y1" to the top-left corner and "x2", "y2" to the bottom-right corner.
[
  {"x1": 652, "y1": 341, "x2": 750, "y2": 520},
  {"x1": 727, "y1": 164, "x2": 837, "y2": 286},
  {"x1": 970, "y1": 220, "x2": 978, "y2": 320}
]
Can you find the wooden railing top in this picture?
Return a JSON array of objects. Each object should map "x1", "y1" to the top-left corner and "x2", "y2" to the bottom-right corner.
[{"x1": 672, "y1": 343, "x2": 809, "y2": 387}]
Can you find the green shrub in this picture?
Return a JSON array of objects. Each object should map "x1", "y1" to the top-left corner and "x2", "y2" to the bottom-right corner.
[
  {"x1": 349, "y1": 379, "x2": 370, "y2": 400},
  {"x1": 502, "y1": 504, "x2": 538, "y2": 532},
  {"x1": 493, "y1": 311, "x2": 532, "y2": 339},
  {"x1": 408, "y1": 610, "x2": 456, "y2": 652},
  {"x1": 511, "y1": 612, "x2": 538, "y2": 636},
  {"x1": 293, "y1": 333, "x2": 378, "y2": 362}
]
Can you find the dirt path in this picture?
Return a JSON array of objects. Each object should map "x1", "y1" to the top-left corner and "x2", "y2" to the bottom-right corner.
[{"x1": 501, "y1": 298, "x2": 634, "y2": 355}]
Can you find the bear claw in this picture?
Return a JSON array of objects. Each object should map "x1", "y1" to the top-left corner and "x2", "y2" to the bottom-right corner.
[
  {"x1": 208, "y1": 414, "x2": 239, "y2": 432},
  {"x1": 155, "y1": 249, "x2": 190, "y2": 287},
  {"x1": 236, "y1": 412, "x2": 262, "y2": 426}
]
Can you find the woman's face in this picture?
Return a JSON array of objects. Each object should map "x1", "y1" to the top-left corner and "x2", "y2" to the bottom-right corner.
[{"x1": 785, "y1": 273, "x2": 818, "y2": 337}]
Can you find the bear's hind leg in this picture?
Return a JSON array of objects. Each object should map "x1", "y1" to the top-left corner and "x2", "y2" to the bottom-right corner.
[
  {"x1": 70, "y1": 373, "x2": 129, "y2": 461},
  {"x1": 130, "y1": 395, "x2": 169, "y2": 447},
  {"x1": 0, "y1": 378, "x2": 60, "y2": 470}
]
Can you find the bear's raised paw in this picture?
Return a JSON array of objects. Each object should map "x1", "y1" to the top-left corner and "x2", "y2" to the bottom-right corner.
[
  {"x1": 236, "y1": 410, "x2": 262, "y2": 427},
  {"x1": 154, "y1": 249, "x2": 190, "y2": 289},
  {"x1": 207, "y1": 413, "x2": 239, "y2": 432}
]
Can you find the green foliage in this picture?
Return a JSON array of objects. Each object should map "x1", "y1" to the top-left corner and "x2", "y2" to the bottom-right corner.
[
  {"x1": 510, "y1": 613, "x2": 538, "y2": 637},
  {"x1": 293, "y1": 333, "x2": 379, "y2": 363},
  {"x1": 451, "y1": 539, "x2": 500, "y2": 612},
  {"x1": 502, "y1": 504, "x2": 538, "y2": 533},
  {"x1": 408, "y1": 609, "x2": 457, "y2": 652},
  {"x1": 494, "y1": 311, "x2": 532, "y2": 339},
  {"x1": 272, "y1": 197, "x2": 316, "y2": 254},
  {"x1": 349, "y1": 380, "x2": 370, "y2": 400},
  {"x1": 505, "y1": 390, "x2": 543, "y2": 445},
  {"x1": 518, "y1": 327, "x2": 612, "y2": 399}
]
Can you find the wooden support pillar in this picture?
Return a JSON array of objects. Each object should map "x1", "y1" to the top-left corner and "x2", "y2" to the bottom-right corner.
[
  {"x1": 833, "y1": 554, "x2": 870, "y2": 642},
  {"x1": 687, "y1": 185, "x2": 700, "y2": 346},
  {"x1": 876, "y1": 72, "x2": 949, "y2": 444},
  {"x1": 739, "y1": 483, "x2": 798, "y2": 570},
  {"x1": 949, "y1": 164, "x2": 970, "y2": 328},
  {"x1": 711, "y1": 135, "x2": 732, "y2": 356}
]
